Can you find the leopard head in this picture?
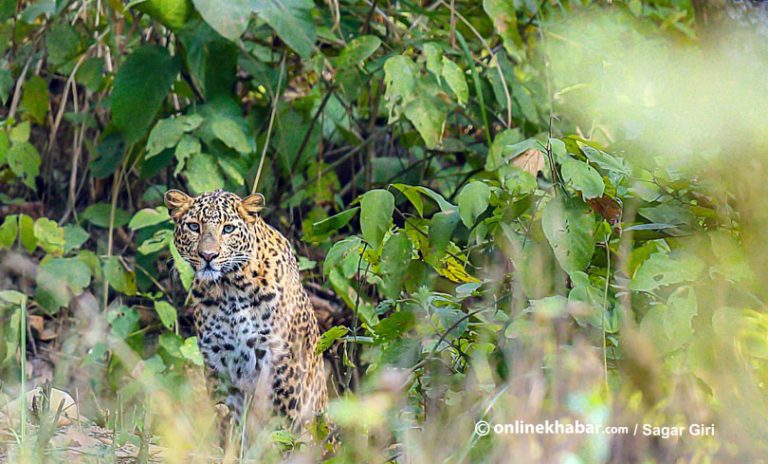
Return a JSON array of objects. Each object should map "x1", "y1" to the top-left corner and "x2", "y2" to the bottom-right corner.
[{"x1": 164, "y1": 189, "x2": 264, "y2": 281}]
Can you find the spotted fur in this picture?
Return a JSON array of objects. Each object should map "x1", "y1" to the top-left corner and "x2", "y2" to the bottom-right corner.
[{"x1": 164, "y1": 189, "x2": 328, "y2": 429}]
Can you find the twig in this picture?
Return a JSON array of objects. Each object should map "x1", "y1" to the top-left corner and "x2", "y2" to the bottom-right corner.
[{"x1": 251, "y1": 53, "x2": 286, "y2": 195}]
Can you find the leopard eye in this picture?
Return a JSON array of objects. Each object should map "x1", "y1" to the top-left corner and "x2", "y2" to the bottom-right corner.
[
  {"x1": 187, "y1": 222, "x2": 200, "y2": 232},
  {"x1": 222, "y1": 224, "x2": 235, "y2": 234}
]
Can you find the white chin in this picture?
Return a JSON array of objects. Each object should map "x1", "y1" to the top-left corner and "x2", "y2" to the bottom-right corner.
[{"x1": 197, "y1": 269, "x2": 222, "y2": 281}]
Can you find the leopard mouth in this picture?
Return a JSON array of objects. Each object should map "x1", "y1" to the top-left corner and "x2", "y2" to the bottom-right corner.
[{"x1": 197, "y1": 263, "x2": 222, "y2": 281}]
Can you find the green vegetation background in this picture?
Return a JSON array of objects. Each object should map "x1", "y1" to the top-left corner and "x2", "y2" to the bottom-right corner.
[{"x1": 1, "y1": 0, "x2": 767, "y2": 462}]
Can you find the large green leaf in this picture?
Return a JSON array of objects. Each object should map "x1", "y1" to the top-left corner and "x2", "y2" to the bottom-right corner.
[
  {"x1": 315, "y1": 326, "x2": 348, "y2": 355},
  {"x1": 560, "y1": 157, "x2": 605, "y2": 200},
  {"x1": 129, "y1": 207, "x2": 171, "y2": 230},
  {"x1": 380, "y1": 232, "x2": 412, "y2": 300},
  {"x1": 384, "y1": 55, "x2": 447, "y2": 148},
  {"x1": 36, "y1": 258, "x2": 92, "y2": 313},
  {"x1": 359, "y1": 189, "x2": 394, "y2": 250},
  {"x1": 112, "y1": 45, "x2": 180, "y2": 145},
  {"x1": 191, "y1": 0, "x2": 253, "y2": 41},
  {"x1": 542, "y1": 196, "x2": 595, "y2": 275},
  {"x1": 146, "y1": 115, "x2": 203, "y2": 158},
  {"x1": 103, "y1": 256, "x2": 137, "y2": 295},
  {"x1": 483, "y1": 0, "x2": 524, "y2": 58},
  {"x1": 309, "y1": 208, "x2": 359, "y2": 237},
  {"x1": 185, "y1": 152, "x2": 225, "y2": 194},
  {"x1": 193, "y1": 0, "x2": 316, "y2": 59},
  {"x1": 7, "y1": 141, "x2": 40, "y2": 189},
  {"x1": 442, "y1": 57, "x2": 468, "y2": 106},
  {"x1": 211, "y1": 117, "x2": 251, "y2": 153},
  {"x1": 33, "y1": 217, "x2": 65, "y2": 255},
  {"x1": 133, "y1": 0, "x2": 193, "y2": 31},
  {"x1": 457, "y1": 181, "x2": 491, "y2": 228},
  {"x1": 154, "y1": 300, "x2": 178, "y2": 330},
  {"x1": 630, "y1": 252, "x2": 704, "y2": 293},
  {"x1": 336, "y1": 35, "x2": 381, "y2": 68},
  {"x1": 82, "y1": 203, "x2": 131, "y2": 228},
  {"x1": 254, "y1": 0, "x2": 316, "y2": 60},
  {"x1": 20, "y1": 76, "x2": 49, "y2": 124}
]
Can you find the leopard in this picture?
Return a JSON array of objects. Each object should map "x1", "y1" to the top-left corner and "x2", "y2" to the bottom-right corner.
[{"x1": 164, "y1": 189, "x2": 328, "y2": 431}]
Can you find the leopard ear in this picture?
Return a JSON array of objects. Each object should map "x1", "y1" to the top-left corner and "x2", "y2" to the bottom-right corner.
[
  {"x1": 239, "y1": 193, "x2": 265, "y2": 223},
  {"x1": 164, "y1": 189, "x2": 192, "y2": 220}
]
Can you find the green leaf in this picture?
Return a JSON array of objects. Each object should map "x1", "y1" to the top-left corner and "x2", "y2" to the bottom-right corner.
[
  {"x1": 309, "y1": 207, "x2": 359, "y2": 237},
  {"x1": 91, "y1": 132, "x2": 125, "y2": 179},
  {"x1": 19, "y1": 214, "x2": 36, "y2": 252},
  {"x1": 529, "y1": 295, "x2": 569, "y2": 319},
  {"x1": 640, "y1": 287, "x2": 697, "y2": 354},
  {"x1": 542, "y1": 196, "x2": 595, "y2": 275},
  {"x1": 336, "y1": 35, "x2": 381, "y2": 68},
  {"x1": 402, "y1": 95, "x2": 446, "y2": 149},
  {"x1": 372, "y1": 311, "x2": 414, "y2": 342},
  {"x1": 36, "y1": 258, "x2": 92, "y2": 313},
  {"x1": 133, "y1": 0, "x2": 193, "y2": 31},
  {"x1": 315, "y1": 326, "x2": 348, "y2": 355},
  {"x1": 180, "y1": 336, "x2": 204, "y2": 365},
  {"x1": 129, "y1": 207, "x2": 171, "y2": 230},
  {"x1": 483, "y1": 0, "x2": 523, "y2": 57},
  {"x1": 441, "y1": 57, "x2": 468, "y2": 106},
  {"x1": 457, "y1": 181, "x2": 491, "y2": 228},
  {"x1": 211, "y1": 118, "x2": 251, "y2": 153},
  {"x1": 579, "y1": 144, "x2": 632, "y2": 177},
  {"x1": 560, "y1": 157, "x2": 605, "y2": 200},
  {"x1": 138, "y1": 229, "x2": 173, "y2": 255},
  {"x1": 46, "y1": 23, "x2": 83, "y2": 69},
  {"x1": 107, "y1": 306, "x2": 139, "y2": 339},
  {"x1": 63, "y1": 224, "x2": 89, "y2": 253},
  {"x1": 324, "y1": 236, "x2": 362, "y2": 276},
  {"x1": 112, "y1": 45, "x2": 180, "y2": 145},
  {"x1": 82, "y1": 203, "x2": 131, "y2": 228},
  {"x1": 254, "y1": 0, "x2": 317, "y2": 60},
  {"x1": 103, "y1": 256, "x2": 137, "y2": 295},
  {"x1": 174, "y1": 134, "x2": 201, "y2": 175},
  {"x1": 428, "y1": 210, "x2": 460, "y2": 258},
  {"x1": 192, "y1": 0, "x2": 249, "y2": 41},
  {"x1": 154, "y1": 300, "x2": 178, "y2": 330},
  {"x1": 359, "y1": 189, "x2": 394, "y2": 249},
  {"x1": 146, "y1": 118, "x2": 186, "y2": 158},
  {"x1": 392, "y1": 184, "x2": 456, "y2": 213},
  {"x1": 192, "y1": 0, "x2": 316, "y2": 59},
  {"x1": 486, "y1": 129, "x2": 522, "y2": 171},
  {"x1": 9, "y1": 121, "x2": 30, "y2": 143},
  {"x1": 383, "y1": 55, "x2": 418, "y2": 114},
  {"x1": 185, "y1": 152, "x2": 225, "y2": 194},
  {"x1": 423, "y1": 43, "x2": 443, "y2": 82},
  {"x1": 170, "y1": 241, "x2": 194, "y2": 290},
  {"x1": 380, "y1": 232, "x2": 412, "y2": 300},
  {"x1": 630, "y1": 252, "x2": 705, "y2": 293},
  {"x1": 20, "y1": 75, "x2": 49, "y2": 124},
  {"x1": 7, "y1": 141, "x2": 41, "y2": 189},
  {"x1": 0, "y1": 215, "x2": 18, "y2": 249},
  {"x1": 33, "y1": 217, "x2": 65, "y2": 255}
]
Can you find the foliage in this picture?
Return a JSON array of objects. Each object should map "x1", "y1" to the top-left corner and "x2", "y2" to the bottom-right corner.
[{"x1": 0, "y1": 0, "x2": 767, "y2": 462}]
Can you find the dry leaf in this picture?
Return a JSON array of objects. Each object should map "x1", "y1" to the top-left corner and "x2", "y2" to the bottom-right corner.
[
  {"x1": 1, "y1": 387, "x2": 79, "y2": 427},
  {"x1": 511, "y1": 149, "x2": 545, "y2": 176},
  {"x1": 27, "y1": 315, "x2": 45, "y2": 335},
  {"x1": 587, "y1": 195, "x2": 622, "y2": 227}
]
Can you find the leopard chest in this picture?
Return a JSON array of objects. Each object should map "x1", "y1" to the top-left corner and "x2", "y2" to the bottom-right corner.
[{"x1": 194, "y1": 290, "x2": 279, "y2": 391}]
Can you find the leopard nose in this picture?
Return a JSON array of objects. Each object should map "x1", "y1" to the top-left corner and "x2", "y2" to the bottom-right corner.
[{"x1": 199, "y1": 250, "x2": 219, "y2": 262}]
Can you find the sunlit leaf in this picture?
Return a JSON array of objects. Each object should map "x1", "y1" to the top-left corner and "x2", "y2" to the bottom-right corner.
[
  {"x1": 360, "y1": 189, "x2": 394, "y2": 250},
  {"x1": 542, "y1": 196, "x2": 595, "y2": 275},
  {"x1": 457, "y1": 181, "x2": 491, "y2": 228}
]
